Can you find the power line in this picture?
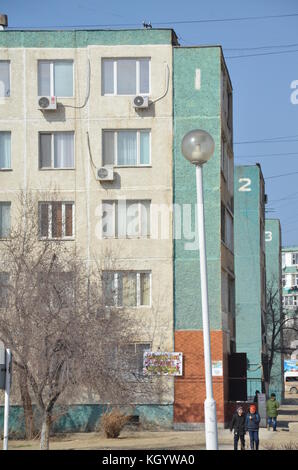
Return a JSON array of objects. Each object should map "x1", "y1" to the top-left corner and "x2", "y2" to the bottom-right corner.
[
  {"x1": 225, "y1": 42, "x2": 298, "y2": 51},
  {"x1": 235, "y1": 133, "x2": 298, "y2": 145},
  {"x1": 6, "y1": 11, "x2": 298, "y2": 30},
  {"x1": 226, "y1": 48, "x2": 298, "y2": 59},
  {"x1": 265, "y1": 170, "x2": 298, "y2": 180},
  {"x1": 235, "y1": 152, "x2": 298, "y2": 159}
]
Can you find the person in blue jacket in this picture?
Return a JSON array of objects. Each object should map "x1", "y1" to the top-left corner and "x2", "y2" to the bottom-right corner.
[{"x1": 245, "y1": 404, "x2": 261, "y2": 450}]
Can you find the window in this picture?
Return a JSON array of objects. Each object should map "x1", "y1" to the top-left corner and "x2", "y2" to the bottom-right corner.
[
  {"x1": 39, "y1": 132, "x2": 74, "y2": 169},
  {"x1": 221, "y1": 137, "x2": 233, "y2": 194},
  {"x1": 292, "y1": 274, "x2": 298, "y2": 287},
  {"x1": 0, "y1": 132, "x2": 11, "y2": 169},
  {"x1": 103, "y1": 271, "x2": 151, "y2": 307},
  {"x1": 0, "y1": 272, "x2": 9, "y2": 307},
  {"x1": 103, "y1": 130, "x2": 150, "y2": 166},
  {"x1": 38, "y1": 60, "x2": 73, "y2": 97},
  {"x1": 102, "y1": 200, "x2": 150, "y2": 238},
  {"x1": 0, "y1": 202, "x2": 11, "y2": 238},
  {"x1": 39, "y1": 202, "x2": 74, "y2": 239},
  {"x1": 0, "y1": 61, "x2": 10, "y2": 97},
  {"x1": 292, "y1": 253, "x2": 298, "y2": 265},
  {"x1": 119, "y1": 343, "x2": 151, "y2": 378},
  {"x1": 221, "y1": 203, "x2": 233, "y2": 251},
  {"x1": 221, "y1": 271, "x2": 234, "y2": 314},
  {"x1": 102, "y1": 58, "x2": 150, "y2": 95},
  {"x1": 282, "y1": 275, "x2": 286, "y2": 287}
]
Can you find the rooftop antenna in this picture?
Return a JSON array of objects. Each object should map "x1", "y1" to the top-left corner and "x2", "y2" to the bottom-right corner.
[{"x1": 143, "y1": 21, "x2": 152, "y2": 29}]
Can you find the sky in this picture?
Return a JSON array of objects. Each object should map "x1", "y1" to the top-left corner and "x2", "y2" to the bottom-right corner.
[{"x1": 1, "y1": 0, "x2": 298, "y2": 245}]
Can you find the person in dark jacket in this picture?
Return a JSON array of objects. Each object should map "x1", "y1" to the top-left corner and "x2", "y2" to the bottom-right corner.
[
  {"x1": 230, "y1": 406, "x2": 246, "y2": 450},
  {"x1": 245, "y1": 404, "x2": 261, "y2": 450},
  {"x1": 253, "y1": 390, "x2": 260, "y2": 404}
]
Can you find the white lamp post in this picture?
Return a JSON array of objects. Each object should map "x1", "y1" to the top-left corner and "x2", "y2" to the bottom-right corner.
[{"x1": 181, "y1": 129, "x2": 218, "y2": 450}]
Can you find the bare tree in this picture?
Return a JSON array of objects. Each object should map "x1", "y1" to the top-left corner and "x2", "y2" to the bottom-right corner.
[
  {"x1": 0, "y1": 191, "x2": 167, "y2": 449},
  {"x1": 266, "y1": 279, "x2": 298, "y2": 382}
]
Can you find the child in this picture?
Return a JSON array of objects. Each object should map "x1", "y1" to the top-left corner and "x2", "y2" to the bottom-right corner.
[
  {"x1": 230, "y1": 406, "x2": 246, "y2": 450},
  {"x1": 245, "y1": 404, "x2": 260, "y2": 450}
]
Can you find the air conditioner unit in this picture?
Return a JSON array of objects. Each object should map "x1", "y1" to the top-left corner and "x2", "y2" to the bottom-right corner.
[
  {"x1": 38, "y1": 96, "x2": 57, "y2": 111},
  {"x1": 133, "y1": 95, "x2": 149, "y2": 109},
  {"x1": 96, "y1": 166, "x2": 114, "y2": 182}
]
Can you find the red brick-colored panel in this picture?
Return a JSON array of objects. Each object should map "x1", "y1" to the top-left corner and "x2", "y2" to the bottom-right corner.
[{"x1": 174, "y1": 330, "x2": 227, "y2": 424}]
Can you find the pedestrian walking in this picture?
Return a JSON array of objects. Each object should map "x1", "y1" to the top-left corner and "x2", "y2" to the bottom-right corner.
[
  {"x1": 253, "y1": 390, "x2": 260, "y2": 404},
  {"x1": 266, "y1": 393, "x2": 279, "y2": 431},
  {"x1": 230, "y1": 406, "x2": 246, "y2": 450},
  {"x1": 245, "y1": 404, "x2": 260, "y2": 450}
]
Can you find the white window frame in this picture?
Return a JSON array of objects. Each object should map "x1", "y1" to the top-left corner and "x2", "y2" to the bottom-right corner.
[
  {"x1": 0, "y1": 60, "x2": 10, "y2": 98},
  {"x1": 102, "y1": 200, "x2": 151, "y2": 239},
  {"x1": 292, "y1": 253, "x2": 298, "y2": 265},
  {"x1": 39, "y1": 132, "x2": 75, "y2": 170},
  {"x1": 0, "y1": 131, "x2": 11, "y2": 170},
  {"x1": 104, "y1": 271, "x2": 152, "y2": 308},
  {"x1": 39, "y1": 201, "x2": 75, "y2": 240},
  {"x1": 103, "y1": 129, "x2": 151, "y2": 167},
  {"x1": 102, "y1": 58, "x2": 151, "y2": 96},
  {"x1": 38, "y1": 60, "x2": 74, "y2": 98}
]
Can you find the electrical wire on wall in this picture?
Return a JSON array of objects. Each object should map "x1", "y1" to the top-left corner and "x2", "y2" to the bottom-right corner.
[
  {"x1": 150, "y1": 62, "x2": 170, "y2": 104},
  {"x1": 64, "y1": 58, "x2": 91, "y2": 109}
]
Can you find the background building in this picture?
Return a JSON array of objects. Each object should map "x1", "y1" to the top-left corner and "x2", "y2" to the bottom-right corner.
[
  {"x1": 234, "y1": 164, "x2": 268, "y2": 399},
  {"x1": 282, "y1": 246, "x2": 298, "y2": 361},
  {"x1": 265, "y1": 219, "x2": 284, "y2": 402}
]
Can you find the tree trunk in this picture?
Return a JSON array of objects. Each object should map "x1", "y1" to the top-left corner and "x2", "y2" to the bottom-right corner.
[
  {"x1": 40, "y1": 414, "x2": 51, "y2": 450},
  {"x1": 18, "y1": 368, "x2": 34, "y2": 440}
]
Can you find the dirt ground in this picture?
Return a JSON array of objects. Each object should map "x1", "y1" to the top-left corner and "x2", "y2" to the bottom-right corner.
[{"x1": 2, "y1": 395, "x2": 298, "y2": 451}]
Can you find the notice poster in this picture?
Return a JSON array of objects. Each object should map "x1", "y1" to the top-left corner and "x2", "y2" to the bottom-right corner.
[
  {"x1": 212, "y1": 360, "x2": 223, "y2": 376},
  {"x1": 143, "y1": 352, "x2": 183, "y2": 376}
]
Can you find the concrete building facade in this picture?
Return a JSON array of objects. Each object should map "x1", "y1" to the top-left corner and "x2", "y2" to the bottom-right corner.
[
  {"x1": 234, "y1": 165, "x2": 268, "y2": 399},
  {"x1": 265, "y1": 219, "x2": 283, "y2": 402},
  {"x1": 0, "y1": 28, "x2": 235, "y2": 431}
]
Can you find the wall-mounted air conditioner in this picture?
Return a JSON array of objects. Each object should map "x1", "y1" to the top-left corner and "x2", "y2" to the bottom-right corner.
[
  {"x1": 96, "y1": 166, "x2": 114, "y2": 182},
  {"x1": 133, "y1": 95, "x2": 149, "y2": 109},
  {"x1": 38, "y1": 96, "x2": 57, "y2": 111}
]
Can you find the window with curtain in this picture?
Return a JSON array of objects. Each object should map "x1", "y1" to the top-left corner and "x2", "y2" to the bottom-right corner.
[
  {"x1": 0, "y1": 132, "x2": 11, "y2": 169},
  {"x1": 102, "y1": 58, "x2": 150, "y2": 95},
  {"x1": 102, "y1": 200, "x2": 150, "y2": 238},
  {"x1": 0, "y1": 202, "x2": 11, "y2": 238},
  {"x1": 39, "y1": 202, "x2": 74, "y2": 239},
  {"x1": 102, "y1": 130, "x2": 150, "y2": 166},
  {"x1": 38, "y1": 60, "x2": 73, "y2": 97},
  {"x1": 0, "y1": 61, "x2": 10, "y2": 97},
  {"x1": 39, "y1": 132, "x2": 74, "y2": 169},
  {"x1": 103, "y1": 271, "x2": 151, "y2": 307}
]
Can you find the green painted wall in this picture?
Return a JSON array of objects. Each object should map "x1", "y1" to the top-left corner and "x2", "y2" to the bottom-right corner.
[
  {"x1": 0, "y1": 29, "x2": 177, "y2": 48},
  {"x1": 265, "y1": 219, "x2": 284, "y2": 402},
  {"x1": 0, "y1": 404, "x2": 173, "y2": 437},
  {"x1": 234, "y1": 165, "x2": 264, "y2": 394},
  {"x1": 173, "y1": 46, "x2": 222, "y2": 331}
]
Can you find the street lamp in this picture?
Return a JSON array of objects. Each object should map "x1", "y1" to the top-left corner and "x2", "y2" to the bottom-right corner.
[{"x1": 181, "y1": 129, "x2": 218, "y2": 450}]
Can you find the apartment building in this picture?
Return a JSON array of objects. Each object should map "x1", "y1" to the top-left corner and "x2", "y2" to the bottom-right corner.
[
  {"x1": 265, "y1": 219, "x2": 283, "y2": 402},
  {"x1": 282, "y1": 246, "x2": 298, "y2": 309},
  {"x1": 0, "y1": 25, "x2": 235, "y2": 430},
  {"x1": 173, "y1": 46, "x2": 235, "y2": 427},
  {"x1": 234, "y1": 165, "x2": 268, "y2": 398}
]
